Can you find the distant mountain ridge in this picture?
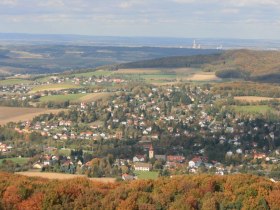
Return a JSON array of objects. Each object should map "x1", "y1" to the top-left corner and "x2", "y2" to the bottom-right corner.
[{"x1": 1, "y1": 33, "x2": 280, "y2": 49}]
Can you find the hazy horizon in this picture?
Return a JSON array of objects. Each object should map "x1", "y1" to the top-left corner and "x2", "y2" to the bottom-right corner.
[
  {"x1": 1, "y1": 0, "x2": 280, "y2": 40},
  {"x1": 1, "y1": 32, "x2": 280, "y2": 41}
]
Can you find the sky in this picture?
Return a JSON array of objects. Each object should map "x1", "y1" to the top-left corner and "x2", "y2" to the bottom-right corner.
[{"x1": 0, "y1": 0, "x2": 280, "y2": 39}]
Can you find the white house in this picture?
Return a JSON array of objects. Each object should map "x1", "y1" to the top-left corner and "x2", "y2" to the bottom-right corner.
[
  {"x1": 188, "y1": 157, "x2": 202, "y2": 168},
  {"x1": 134, "y1": 163, "x2": 152, "y2": 171},
  {"x1": 133, "y1": 155, "x2": 145, "y2": 162}
]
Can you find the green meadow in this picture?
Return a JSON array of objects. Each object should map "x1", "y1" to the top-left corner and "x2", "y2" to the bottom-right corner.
[
  {"x1": 0, "y1": 157, "x2": 29, "y2": 165},
  {"x1": 0, "y1": 79, "x2": 31, "y2": 85},
  {"x1": 233, "y1": 105, "x2": 274, "y2": 114},
  {"x1": 40, "y1": 93, "x2": 86, "y2": 103},
  {"x1": 134, "y1": 171, "x2": 159, "y2": 180}
]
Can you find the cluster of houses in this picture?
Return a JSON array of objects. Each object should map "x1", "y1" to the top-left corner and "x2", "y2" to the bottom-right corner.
[
  {"x1": 130, "y1": 146, "x2": 226, "y2": 175},
  {"x1": 14, "y1": 84, "x2": 278, "y2": 158},
  {"x1": 0, "y1": 142, "x2": 12, "y2": 153},
  {"x1": 0, "y1": 84, "x2": 31, "y2": 94},
  {"x1": 0, "y1": 72, "x2": 128, "y2": 107},
  {"x1": 27, "y1": 141, "x2": 280, "y2": 180},
  {"x1": 2, "y1": 82, "x2": 279, "y2": 178},
  {"x1": 48, "y1": 75, "x2": 126, "y2": 86},
  {"x1": 32, "y1": 153, "x2": 82, "y2": 175},
  {"x1": 23, "y1": 119, "x2": 120, "y2": 142},
  {"x1": 0, "y1": 84, "x2": 32, "y2": 104}
]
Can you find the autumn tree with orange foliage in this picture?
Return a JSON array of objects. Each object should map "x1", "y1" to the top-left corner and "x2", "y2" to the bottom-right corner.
[{"x1": 0, "y1": 172, "x2": 280, "y2": 210}]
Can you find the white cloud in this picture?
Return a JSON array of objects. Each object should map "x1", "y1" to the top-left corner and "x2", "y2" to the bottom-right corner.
[
  {"x1": 38, "y1": 0, "x2": 65, "y2": 8},
  {"x1": 222, "y1": 9, "x2": 240, "y2": 14},
  {"x1": 0, "y1": 0, "x2": 279, "y2": 39},
  {"x1": 119, "y1": 2, "x2": 131, "y2": 8},
  {"x1": 172, "y1": 0, "x2": 280, "y2": 6},
  {"x1": 0, "y1": 0, "x2": 18, "y2": 6},
  {"x1": 118, "y1": 0, "x2": 147, "y2": 9},
  {"x1": 172, "y1": 0, "x2": 196, "y2": 3},
  {"x1": 229, "y1": 0, "x2": 280, "y2": 6}
]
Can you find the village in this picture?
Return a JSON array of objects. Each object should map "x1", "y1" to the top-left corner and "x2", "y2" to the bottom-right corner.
[
  {"x1": 0, "y1": 73, "x2": 127, "y2": 107},
  {"x1": 0, "y1": 81, "x2": 279, "y2": 180}
]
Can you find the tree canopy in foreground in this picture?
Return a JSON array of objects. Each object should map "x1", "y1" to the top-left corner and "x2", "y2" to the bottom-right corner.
[{"x1": 0, "y1": 172, "x2": 280, "y2": 209}]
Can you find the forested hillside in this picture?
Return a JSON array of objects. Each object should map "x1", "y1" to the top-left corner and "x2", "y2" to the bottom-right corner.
[
  {"x1": 1, "y1": 173, "x2": 280, "y2": 209},
  {"x1": 118, "y1": 49, "x2": 280, "y2": 83},
  {"x1": 117, "y1": 54, "x2": 222, "y2": 69}
]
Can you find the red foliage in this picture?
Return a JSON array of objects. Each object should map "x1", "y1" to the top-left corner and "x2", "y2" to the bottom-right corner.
[
  {"x1": 2, "y1": 185, "x2": 21, "y2": 209},
  {"x1": 18, "y1": 192, "x2": 44, "y2": 210}
]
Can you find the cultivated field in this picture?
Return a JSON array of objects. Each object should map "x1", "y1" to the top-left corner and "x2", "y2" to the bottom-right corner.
[
  {"x1": 234, "y1": 96, "x2": 280, "y2": 102},
  {"x1": 30, "y1": 83, "x2": 81, "y2": 93},
  {"x1": 78, "y1": 92, "x2": 112, "y2": 102},
  {"x1": 0, "y1": 107, "x2": 63, "y2": 125},
  {"x1": 115, "y1": 68, "x2": 221, "y2": 83},
  {"x1": 186, "y1": 72, "x2": 220, "y2": 81},
  {"x1": 171, "y1": 68, "x2": 199, "y2": 74},
  {"x1": 136, "y1": 74, "x2": 178, "y2": 84},
  {"x1": 71, "y1": 70, "x2": 113, "y2": 77},
  {"x1": 40, "y1": 92, "x2": 112, "y2": 103},
  {"x1": 116, "y1": 68, "x2": 161, "y2": 74},
  {"x1": 115, "y1": 68, "x2": 200, "y2": 84},
  {"x1": 16, "y1": 172, "x2": 116, "y2": 183}
]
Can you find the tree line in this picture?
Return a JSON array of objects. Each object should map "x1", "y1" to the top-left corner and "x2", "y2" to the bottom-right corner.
[{"x1": 1, "y1": 173, "x2": 280, "y2": 210}]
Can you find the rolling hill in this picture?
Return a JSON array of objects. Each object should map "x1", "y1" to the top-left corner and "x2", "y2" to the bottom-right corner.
[
  {"x1": 118, "y1": 49, "x2": 280, "y2": 82},
  {"x1": 0, "y1": 45, "x2": 218, "y2": 76}
]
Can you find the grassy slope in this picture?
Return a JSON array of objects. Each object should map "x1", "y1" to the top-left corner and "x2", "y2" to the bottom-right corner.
[
  {"x1": 0, "y1": 79, "x2": 31, "y2": 85},
  {"x1": 0, "y1": 107, "x2": 63, "y2": 125},
  {"x1": 40, "y1": 92, "x2": 112, "y2": 103},
  {"x1": 134, "y1": 171, "x2": 159, "y2": 180},
  {"x1": 40, "y1": 93, "x2": 86, "y2": 103},
  {"x1": 232, "y1": 105, "x2": 274, "y2": 114}
]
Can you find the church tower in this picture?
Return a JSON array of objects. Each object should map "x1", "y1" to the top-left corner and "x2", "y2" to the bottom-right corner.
[{"x1": 149, "y1": 145, "x2": 154, "y2": 159}]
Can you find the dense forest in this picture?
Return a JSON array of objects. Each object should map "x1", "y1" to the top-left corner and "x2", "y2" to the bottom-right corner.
[
  {"x1": 118, "y1": 49, "x2": 280, "y2": 83},
  {"x1": 212, "y1": 82, "x2": 280, "y2": 98},
  {"x1": 117, "y1": 54, "x2": 222, "y2": 69},
  {"x1": 0, "y1": 173, "x2": 280, "y2": 210}
]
